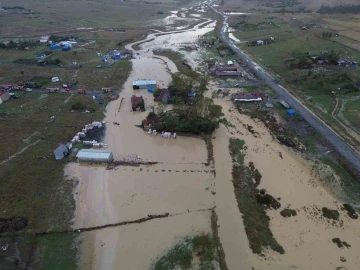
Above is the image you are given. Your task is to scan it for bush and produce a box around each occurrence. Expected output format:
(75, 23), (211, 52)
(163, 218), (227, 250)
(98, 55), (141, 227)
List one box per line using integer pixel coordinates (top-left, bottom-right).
(153, 88), (161, 98)
(71, 101), (86, 111)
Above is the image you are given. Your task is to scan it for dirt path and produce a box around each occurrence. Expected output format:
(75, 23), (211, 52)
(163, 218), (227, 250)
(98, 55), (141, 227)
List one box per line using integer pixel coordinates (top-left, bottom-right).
(0, 139), (40, 165)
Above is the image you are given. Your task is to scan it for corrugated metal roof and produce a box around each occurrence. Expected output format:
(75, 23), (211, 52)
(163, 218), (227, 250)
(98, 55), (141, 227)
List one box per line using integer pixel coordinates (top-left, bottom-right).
(76, 149), (113, 161)
(133, 80), (156, 86)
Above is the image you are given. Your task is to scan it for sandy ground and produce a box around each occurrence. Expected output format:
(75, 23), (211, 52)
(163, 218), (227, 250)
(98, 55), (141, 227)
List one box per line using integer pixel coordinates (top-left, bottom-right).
(63, 4), (360, 270)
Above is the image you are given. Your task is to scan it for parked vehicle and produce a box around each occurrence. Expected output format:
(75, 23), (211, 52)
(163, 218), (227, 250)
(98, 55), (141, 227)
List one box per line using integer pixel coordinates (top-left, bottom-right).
(77, 89), (87, 94)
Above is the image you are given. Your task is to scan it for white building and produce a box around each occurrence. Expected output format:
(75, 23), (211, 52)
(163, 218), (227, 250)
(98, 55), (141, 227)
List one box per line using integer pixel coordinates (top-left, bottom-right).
(133, 80), (157, 90)
(76, 149), (113, 163)
(40, 35), (50, 43)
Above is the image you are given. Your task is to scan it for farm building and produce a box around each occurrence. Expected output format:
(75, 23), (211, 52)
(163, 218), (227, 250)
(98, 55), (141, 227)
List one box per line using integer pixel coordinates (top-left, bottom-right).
(232, 90), (264, 102)
(0, 91), (10, 104)
(143, 117), (163, 131)
(133, 80), (157, 90)
(76, 149), (113, 163)
(131, 95), (145, 111)
(212, 62), (241, 77)
(154, 88), (170, 103)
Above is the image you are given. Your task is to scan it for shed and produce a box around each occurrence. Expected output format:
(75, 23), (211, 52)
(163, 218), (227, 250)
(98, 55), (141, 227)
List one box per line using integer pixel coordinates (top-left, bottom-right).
(287, 109), (295, 116)
(76, 149), (113, 163)
(133, 80), (157, 90)
(187, 91), (196, 98)
(50, 44), (60, 50)
(54, 144), (69, 160)
(257, 40), (264, 45)
(154, 88), (170, 103)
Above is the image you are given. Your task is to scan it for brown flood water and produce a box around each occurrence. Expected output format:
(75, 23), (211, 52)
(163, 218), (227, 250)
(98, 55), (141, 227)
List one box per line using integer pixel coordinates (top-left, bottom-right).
(209, 92), (360, 270)
(64, 13), (360, 270)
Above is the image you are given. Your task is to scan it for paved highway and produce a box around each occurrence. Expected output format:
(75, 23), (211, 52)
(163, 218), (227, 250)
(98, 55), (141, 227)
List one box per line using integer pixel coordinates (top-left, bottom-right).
(209, 4), (360, 175)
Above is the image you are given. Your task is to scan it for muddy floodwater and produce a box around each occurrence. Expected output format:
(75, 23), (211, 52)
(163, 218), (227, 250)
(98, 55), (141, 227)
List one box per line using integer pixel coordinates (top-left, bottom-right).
(65, 5), (360, 270)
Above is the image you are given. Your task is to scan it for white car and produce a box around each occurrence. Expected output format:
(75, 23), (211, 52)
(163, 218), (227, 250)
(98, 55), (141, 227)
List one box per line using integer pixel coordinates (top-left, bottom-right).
(234, 83), (239, 87)
(26, 88), (32, 92)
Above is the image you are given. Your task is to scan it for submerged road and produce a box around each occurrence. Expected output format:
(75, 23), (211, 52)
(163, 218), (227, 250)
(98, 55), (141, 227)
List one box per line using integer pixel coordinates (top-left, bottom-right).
(209, 4), (360, 175)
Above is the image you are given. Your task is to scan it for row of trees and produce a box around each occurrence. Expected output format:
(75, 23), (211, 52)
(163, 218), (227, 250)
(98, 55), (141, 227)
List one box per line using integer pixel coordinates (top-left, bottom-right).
(147, 72), (223, 134)
(318, 5), (360, 14)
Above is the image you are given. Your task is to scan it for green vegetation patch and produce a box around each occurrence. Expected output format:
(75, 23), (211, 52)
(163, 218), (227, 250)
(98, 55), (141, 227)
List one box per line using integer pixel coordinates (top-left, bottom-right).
(0, 93), (104, 232)
(154, 49), (199, 81)
(152, 234), (218, 270)
(37, 233), (79, 270)
(28, 76), (52, 87)
(229, 138), (284, 255)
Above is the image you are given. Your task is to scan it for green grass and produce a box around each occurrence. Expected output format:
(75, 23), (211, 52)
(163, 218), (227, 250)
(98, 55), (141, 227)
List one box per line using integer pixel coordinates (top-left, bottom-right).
(229, 138), (284, 255)
(343, 98), (360, 131)
(0, 93), (104, 232)
(154, 49), (200, 80)
(37, 233), (79, 270)
(152, 234), (217, 270)
(219, 118), (235, 128)
(321, 158), (360, 204)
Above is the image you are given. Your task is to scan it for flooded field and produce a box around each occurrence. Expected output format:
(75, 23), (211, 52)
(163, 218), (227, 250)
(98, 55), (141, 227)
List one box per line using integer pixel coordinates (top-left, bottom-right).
(64, 3), (360, 270)
(208, 94), (360, 269)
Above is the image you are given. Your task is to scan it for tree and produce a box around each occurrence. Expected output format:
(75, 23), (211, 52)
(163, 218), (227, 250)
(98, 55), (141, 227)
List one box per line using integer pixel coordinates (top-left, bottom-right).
(163, 113), (180, 132)
(168, 72), (193, 99)
(153, 88), (161, 98)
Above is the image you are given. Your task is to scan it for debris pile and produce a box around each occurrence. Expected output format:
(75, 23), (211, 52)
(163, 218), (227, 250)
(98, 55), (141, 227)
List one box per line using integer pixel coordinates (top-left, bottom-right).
(71, 121), (105, 144)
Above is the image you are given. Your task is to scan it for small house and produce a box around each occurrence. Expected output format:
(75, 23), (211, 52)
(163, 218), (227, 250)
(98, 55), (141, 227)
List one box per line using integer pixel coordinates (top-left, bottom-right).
(54, 144), (70, 160)
(154, 88), (170, 103)
(143, 117), (163, 131)
(133, 80), (157, 90)
(257, 40), (264, 46)
(131, 95), (144, 111)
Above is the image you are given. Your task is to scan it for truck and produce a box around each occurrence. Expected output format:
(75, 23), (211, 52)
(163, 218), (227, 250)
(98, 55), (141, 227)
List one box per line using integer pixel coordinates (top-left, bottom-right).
(102, 88), (112, 93)
(47, 88), (60, 93)
(77, 89), (87, 94)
